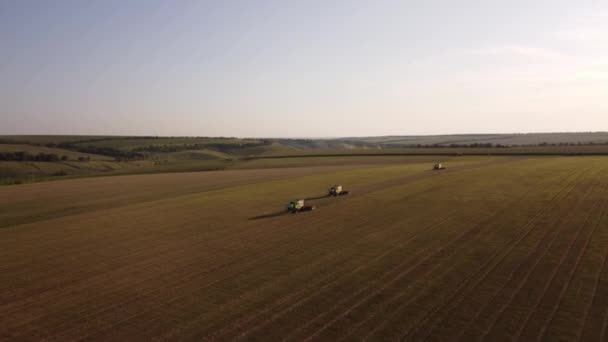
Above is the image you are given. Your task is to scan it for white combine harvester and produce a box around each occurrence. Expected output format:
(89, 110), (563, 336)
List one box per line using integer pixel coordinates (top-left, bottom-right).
(287, 199), (315, 214)
(328, 185), (350, 196)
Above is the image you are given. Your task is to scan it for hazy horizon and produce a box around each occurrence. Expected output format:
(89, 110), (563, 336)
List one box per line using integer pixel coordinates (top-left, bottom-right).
(2, 1), (607, 137)
(4, 131), (608, 141)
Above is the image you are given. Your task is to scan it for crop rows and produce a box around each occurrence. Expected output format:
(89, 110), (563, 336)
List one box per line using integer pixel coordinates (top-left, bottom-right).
(1, 157), (607, 340)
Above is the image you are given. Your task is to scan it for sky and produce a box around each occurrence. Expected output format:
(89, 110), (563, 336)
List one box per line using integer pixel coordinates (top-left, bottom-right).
(1, 0), (607, 137)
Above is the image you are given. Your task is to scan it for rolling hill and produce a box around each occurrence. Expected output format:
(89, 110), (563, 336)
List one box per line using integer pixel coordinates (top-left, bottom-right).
(2, 133), (608, 185)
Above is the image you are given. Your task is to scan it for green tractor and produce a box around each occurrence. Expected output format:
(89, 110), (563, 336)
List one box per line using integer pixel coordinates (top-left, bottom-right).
(287, 199), (315, 214)
(329, 185), (350, 196)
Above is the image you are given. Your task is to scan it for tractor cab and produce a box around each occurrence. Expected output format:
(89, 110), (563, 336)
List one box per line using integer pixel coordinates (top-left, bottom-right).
(329, 185), (343, 196)
(287, 199), (305, 213)
(329, 185), (350, 196)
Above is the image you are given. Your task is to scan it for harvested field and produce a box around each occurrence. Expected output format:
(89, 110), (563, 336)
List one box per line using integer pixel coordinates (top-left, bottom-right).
(1, 156), (608, 341)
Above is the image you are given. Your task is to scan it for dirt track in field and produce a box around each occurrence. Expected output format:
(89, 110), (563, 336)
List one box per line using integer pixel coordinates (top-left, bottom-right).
(1, 156), (608, 341)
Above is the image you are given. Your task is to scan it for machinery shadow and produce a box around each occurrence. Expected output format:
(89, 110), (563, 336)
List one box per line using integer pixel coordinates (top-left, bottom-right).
(248, 211), (288, 220)
(249, 194), (328, 220)
(305, 194), (330, 201)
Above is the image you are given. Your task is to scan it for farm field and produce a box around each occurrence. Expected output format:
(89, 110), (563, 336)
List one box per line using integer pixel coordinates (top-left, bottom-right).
(1, 156), (608, 341)
(347, 132), (608, 146)
(3, 134), (608, 186)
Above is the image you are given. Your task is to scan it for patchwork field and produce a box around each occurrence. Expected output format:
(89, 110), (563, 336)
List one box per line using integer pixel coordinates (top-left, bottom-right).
(1, 156), (608, 341)
(3, 134), (608, 186)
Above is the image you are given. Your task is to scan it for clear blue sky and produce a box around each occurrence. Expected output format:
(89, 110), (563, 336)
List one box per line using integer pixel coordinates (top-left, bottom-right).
(1, 0), (606, 137)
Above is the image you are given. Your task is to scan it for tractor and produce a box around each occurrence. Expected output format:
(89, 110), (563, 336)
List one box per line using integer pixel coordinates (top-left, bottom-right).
(287, 199), (315, 213)
(433, 163), (446, 171)
(329, 185), (350, 196)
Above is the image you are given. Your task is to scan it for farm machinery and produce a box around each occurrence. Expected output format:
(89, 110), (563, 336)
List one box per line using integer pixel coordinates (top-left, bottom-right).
(285, 185), (349, 215)
(328, 185), (350, 196)
(287, 199), (315, 213)
(433, 163), (446, 171)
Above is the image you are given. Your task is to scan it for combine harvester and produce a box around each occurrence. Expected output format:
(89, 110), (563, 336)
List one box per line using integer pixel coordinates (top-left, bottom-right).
(328, 185), (350, 196)
(433, 163), (446, 171)
(287, 199), (315, 214)
(285, 185), (349, 215)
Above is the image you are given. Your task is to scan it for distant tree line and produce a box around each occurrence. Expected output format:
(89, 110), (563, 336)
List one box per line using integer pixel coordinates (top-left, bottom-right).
(54, 144), (145, 161)
(23, 142), (143, 161)
(444, 143), (508, 148)
(133, 141), (271, 154)
(402, 143), (510, 148)
(133, 144), (204, 153)
(533, 141), (608, 147)
(0, 152), (69, 162)
(402, 141), (608, 148)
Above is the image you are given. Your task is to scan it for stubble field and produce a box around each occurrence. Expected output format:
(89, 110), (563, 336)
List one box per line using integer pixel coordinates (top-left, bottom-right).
(1, 156), (608, 341)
